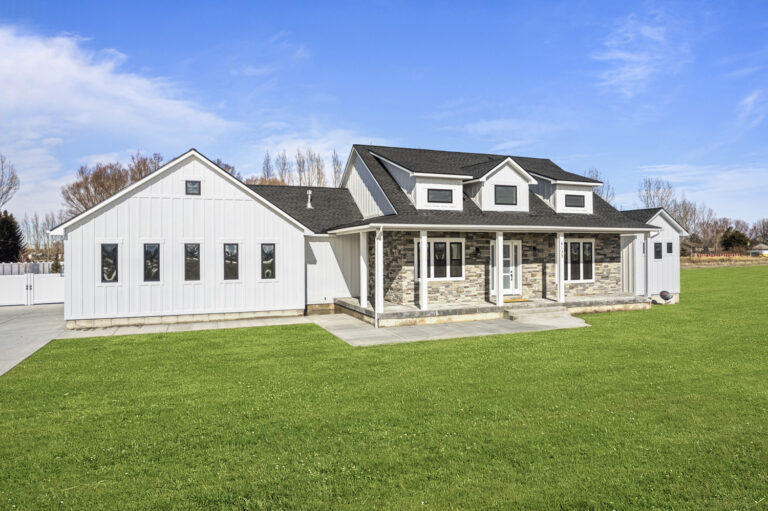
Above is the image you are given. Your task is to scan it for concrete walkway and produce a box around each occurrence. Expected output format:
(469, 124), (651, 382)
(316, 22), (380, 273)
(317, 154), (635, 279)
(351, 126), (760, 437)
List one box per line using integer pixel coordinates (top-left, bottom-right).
(0, 304), (587, 375)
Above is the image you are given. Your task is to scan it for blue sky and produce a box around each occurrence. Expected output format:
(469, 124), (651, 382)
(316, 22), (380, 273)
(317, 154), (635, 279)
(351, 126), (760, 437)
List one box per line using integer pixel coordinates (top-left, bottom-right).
(1, 0), (767, 221)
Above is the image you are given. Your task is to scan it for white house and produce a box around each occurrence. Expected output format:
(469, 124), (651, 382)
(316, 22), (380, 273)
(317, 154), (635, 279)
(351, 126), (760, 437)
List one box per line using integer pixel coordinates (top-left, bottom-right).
(747, 243), (768, 257)
(52, 146), (687, 328)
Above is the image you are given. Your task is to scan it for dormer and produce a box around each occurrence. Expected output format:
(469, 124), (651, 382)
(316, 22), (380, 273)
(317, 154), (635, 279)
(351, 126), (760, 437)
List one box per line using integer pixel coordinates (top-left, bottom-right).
(529, 175), (599, 215)
(463, 157), (538, 213)
(372, 151), (465, 211)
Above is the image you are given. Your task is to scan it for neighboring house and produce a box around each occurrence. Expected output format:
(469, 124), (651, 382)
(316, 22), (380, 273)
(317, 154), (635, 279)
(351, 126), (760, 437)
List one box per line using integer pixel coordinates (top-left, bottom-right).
(51, 146), (677, 328)
(620, 208), (689, 304)
(747, 243), (768, 257)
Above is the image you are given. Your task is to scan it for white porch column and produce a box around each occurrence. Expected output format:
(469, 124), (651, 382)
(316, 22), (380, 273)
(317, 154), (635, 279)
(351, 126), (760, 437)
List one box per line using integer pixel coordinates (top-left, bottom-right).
(375, 228), (384, 316)
(556, 232), (565, 303)
(644, 232), (651, 298)
(419, 230), (428, 311)
(495, 231), (504, 306)
(359, 232), (368, 308)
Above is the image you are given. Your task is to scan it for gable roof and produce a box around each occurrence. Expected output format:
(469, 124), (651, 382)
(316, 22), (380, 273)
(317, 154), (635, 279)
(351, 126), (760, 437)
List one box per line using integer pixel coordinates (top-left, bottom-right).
(247, 185), (363, 234)
(355, 144), (601, 183)
(329, 146), (655, 233)
(622, 207), (689, 236)
(50, 149), (311, 236)
(751, 243), (768, 250)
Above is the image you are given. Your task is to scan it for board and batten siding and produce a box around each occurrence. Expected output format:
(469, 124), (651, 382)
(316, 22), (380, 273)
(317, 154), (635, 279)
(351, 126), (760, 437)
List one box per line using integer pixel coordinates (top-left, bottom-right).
(305, 235), (360, 304)
(63, 156), (306, 321)
(343, 151), (395, 219)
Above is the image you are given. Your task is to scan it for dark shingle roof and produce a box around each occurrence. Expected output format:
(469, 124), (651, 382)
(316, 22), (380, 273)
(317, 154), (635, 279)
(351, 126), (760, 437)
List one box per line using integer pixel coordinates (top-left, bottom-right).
(355, 144), (600, 183)
(621, 208), (663, 224)
(247, 185), (363, 233)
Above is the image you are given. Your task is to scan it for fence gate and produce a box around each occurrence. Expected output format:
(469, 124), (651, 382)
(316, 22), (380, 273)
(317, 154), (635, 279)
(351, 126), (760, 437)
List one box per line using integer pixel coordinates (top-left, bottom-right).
(0, 274), (64, 306)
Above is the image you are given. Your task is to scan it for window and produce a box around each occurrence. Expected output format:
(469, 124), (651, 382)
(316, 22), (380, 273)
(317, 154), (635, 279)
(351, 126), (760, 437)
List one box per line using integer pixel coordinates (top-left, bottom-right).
(186, 180), (201, 195)
(654, 242), (663, 260)
(101, 244), (118, 283)
(564, 240), (594, 282)
(667, 242), (673, 254)
(261, 243), (275, 279)
(224, 243), (239, 280)
(415, 238), (464, 280)
(427, 189), (453, 203)
(143, 244), (160, 282)
(185, 243), (200, 281)
(565, 194), (585, 208)
(494, 185), (517, 205)
(450, 242), (462, 278)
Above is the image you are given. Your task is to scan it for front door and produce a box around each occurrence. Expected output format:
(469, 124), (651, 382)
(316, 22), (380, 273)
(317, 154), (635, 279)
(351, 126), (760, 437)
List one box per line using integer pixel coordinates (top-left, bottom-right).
(490, 240), (521, 298)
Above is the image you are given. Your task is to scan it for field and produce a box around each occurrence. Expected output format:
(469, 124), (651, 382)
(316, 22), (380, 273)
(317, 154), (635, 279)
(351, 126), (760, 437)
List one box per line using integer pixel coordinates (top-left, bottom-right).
(1, 266), (767, 509)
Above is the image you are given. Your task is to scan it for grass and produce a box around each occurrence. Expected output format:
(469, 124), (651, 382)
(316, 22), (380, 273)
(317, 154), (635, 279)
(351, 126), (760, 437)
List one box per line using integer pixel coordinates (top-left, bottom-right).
(1, 267), (768, 509)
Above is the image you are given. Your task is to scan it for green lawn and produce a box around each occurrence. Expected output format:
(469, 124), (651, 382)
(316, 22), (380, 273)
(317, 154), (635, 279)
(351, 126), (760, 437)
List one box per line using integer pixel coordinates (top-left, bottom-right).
(1, 267), (767, 509)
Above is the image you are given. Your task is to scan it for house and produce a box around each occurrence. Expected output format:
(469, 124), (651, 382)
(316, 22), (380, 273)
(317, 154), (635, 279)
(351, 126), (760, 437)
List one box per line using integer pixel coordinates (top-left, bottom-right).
(620, 208), (689, 304)
(51, 145), (681, 329)
(747, 243), (768, 257)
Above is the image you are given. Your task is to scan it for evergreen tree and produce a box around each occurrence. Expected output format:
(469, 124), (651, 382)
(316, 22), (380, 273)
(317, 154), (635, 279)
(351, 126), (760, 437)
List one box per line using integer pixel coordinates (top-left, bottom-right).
(0, 210), (25, 262)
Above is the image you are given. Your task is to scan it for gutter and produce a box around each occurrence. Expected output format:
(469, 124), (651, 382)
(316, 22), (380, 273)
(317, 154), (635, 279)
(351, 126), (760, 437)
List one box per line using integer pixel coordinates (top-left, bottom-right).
(328, 223), (660, 235)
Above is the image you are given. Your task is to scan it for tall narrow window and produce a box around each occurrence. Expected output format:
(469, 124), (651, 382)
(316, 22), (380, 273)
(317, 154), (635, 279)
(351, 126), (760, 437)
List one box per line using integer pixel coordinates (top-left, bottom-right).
(433, 242), (447, 278)
(143, 244), (160, 282)
(450, 242), (462, 278)
(494, 185), (517, 205)
(186, 180), (201, 195)
(582, 242), (593, 280)
(101, 244), (118, 283)
(654, 242), (663, 260)
(569, 242), (581, 280)
(185, 243), (200, 281)
(565, 194), (585, 208)
(224, 243), (239, 280)
(261, 243), (275, 279)
(667, 242), (673, 254)
(427, 189), (453, 203)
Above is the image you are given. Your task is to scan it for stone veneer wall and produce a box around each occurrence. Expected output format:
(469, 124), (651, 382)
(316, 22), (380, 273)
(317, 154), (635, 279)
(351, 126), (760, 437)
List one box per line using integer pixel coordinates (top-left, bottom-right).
(365, 231), (622, 308)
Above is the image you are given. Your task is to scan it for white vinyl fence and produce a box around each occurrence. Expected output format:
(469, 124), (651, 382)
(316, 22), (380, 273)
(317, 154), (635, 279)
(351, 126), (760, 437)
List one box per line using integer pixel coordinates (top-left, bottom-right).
(0, 261), (59, 275)
(0, 273), (65, 306)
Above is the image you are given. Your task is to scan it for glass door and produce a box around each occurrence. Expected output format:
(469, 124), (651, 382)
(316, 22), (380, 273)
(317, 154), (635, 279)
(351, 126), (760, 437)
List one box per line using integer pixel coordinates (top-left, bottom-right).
(491, 240), (521, 298)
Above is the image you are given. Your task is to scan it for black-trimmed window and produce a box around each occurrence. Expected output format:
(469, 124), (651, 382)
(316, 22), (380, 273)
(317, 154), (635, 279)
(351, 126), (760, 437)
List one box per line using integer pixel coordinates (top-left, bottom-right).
(261, 243), (275, 279)
(185, 243), (200, 281)
(494, 185), (517, 205)
(449, 242), (462, 278)
(416, 239), (464, 280)
(143, 244), (160, 282)
(433, 242), (447, 278)
(667, 242), (673, 254)
(101, 244), (118, 283)
(565, 194), (585, 208)
(427, 189), (453, 203)
(224, 244), (239, 280)
(654, 242), (663, 260)
(186, 180), (201, 195)
(564, 240), (594, 282)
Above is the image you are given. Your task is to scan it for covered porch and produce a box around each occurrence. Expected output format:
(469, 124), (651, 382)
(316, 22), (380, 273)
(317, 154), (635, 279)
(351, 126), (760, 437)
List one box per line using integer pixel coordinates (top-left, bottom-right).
(345, 227), (651, 327)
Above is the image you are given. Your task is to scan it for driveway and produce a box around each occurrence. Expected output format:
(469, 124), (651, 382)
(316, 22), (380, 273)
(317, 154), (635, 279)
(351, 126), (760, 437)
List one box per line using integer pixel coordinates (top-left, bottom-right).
(0, 305), (586, 376)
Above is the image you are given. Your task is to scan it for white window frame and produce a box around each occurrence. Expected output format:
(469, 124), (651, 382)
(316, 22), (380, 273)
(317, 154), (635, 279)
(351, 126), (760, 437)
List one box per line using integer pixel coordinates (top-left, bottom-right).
(564, 238), (595, 283)
(412, 237), (465, 281)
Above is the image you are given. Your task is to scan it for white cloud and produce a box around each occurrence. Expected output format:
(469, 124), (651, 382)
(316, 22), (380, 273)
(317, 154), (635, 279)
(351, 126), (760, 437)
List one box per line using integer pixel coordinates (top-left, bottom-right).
(0, 26), (236, 218)
(231, 65), (274, 77)
(592, 11), (690, 97)
(737, 89), (766, 128)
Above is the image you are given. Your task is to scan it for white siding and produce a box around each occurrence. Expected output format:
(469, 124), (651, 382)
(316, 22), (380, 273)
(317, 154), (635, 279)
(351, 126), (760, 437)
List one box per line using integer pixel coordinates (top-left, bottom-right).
(553, 184), (594, 214)
(414, 177), (463, 211)
(381, 160), (416, 204)
(343, 151), (395, 218)
(305, 235), (360, 304)
(63, 156), (306, 321)
(478, 162), (531, 212)
(645, 214), (681, 294)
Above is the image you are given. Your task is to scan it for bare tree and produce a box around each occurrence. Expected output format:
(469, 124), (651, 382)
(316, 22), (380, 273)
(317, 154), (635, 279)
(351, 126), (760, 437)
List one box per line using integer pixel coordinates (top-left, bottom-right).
(750, 218), (768, 244)
(128, 151), (164, 182)
(585, 168), (615, 205)
(295, 149), (307, 186)
(331, 150), (343, 187)
(61, 163), (129, 216)
(731, 219), (750, 235)
(276, 150), (291, 185)
(0, 154), (20, 209)
(262, 151), (274, 180)
(638, 177), (676, 210)
(310, 150), (327, 186)
(213, 159), (241, 180)
(305, 149), (317, 185)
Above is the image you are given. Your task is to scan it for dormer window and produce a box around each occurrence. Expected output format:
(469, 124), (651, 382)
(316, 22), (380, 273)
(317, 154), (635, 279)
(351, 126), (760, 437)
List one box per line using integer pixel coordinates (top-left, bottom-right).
(427, 189), (453, 204)
(494, 185), (517, 206)
(186, 180), (201, 195)
(565, 194), (585, 208)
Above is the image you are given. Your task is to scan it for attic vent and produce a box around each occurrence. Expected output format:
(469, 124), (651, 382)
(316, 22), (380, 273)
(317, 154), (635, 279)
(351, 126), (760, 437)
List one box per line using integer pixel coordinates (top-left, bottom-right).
(306, 189), (313, 209)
